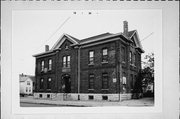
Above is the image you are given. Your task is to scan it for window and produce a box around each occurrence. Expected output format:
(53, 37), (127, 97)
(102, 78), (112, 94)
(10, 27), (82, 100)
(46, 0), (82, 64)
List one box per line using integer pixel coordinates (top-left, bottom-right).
(130, 74), (134, 90)
(129, 51), (133, 64)
(88, 95), (94, 100)
(102, 73), (108, 89)
(134, 53), (136, 66)
(63, 56), (66, 67)
(102, 48), (108, 62)
(121, 47), (125, 62)
(89, 74), (94, 89)
(40, 78), (44, 89)
(89, 51), (94, 65)
(67, 56), (70, 68)
(41, 61), (44, 71)
(63, 56), (70, 68)
(47, 94), (50, 98)
(27, 81), (30, 85)
(122, 72), (126, 84)
(102, 95), (108, 100)
(29, 87), (31, 92)
(47, 78), (51, 89)
(26, 87), (28, 92)
(65, 45), (69, 49)
(48, 59), (52, 70)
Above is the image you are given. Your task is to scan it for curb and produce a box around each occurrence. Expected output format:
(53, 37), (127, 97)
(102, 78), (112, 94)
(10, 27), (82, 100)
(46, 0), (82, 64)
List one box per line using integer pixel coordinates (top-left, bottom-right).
(20, 101), (89, 107)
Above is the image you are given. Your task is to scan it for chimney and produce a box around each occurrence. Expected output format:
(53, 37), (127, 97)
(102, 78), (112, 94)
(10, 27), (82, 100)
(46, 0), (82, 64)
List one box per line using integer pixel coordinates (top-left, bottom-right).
(123, 21), (128, 36)
(45, 45), (49, 52)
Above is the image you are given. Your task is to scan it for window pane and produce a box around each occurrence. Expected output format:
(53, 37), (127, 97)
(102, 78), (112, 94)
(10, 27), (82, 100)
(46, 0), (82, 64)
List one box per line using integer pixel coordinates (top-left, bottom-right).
(63, 56), (66, 67)
(41, 61), (44, 71)
(67, 56), (70, 61)
(121, 47), (125, 62)
(40, 78), (44, 89)
(47, 78), (51, 89)
(89, 51), (94, 57)
(49, 59), (52, 70)
(89, 74), (94, 89)
(103, 49), (108, 55)
(102, 73), (108, 89)
(63, 56), (66, 62)
(89, 51), (94, 64)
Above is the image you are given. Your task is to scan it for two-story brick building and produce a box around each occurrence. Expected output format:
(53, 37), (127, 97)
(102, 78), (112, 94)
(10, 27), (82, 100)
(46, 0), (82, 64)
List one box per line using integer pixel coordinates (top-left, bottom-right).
(33, 21), (144, 101)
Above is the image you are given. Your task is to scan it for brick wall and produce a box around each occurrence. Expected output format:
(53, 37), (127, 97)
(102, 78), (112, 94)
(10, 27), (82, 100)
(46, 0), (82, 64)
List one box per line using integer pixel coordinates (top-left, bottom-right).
(34, 36), (142, 95)
(80, 41), (118, 94)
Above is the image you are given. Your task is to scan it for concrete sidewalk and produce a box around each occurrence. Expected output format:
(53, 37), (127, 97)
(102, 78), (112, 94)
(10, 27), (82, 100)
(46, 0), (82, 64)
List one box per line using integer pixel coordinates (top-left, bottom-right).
(20, 96), (154, 107)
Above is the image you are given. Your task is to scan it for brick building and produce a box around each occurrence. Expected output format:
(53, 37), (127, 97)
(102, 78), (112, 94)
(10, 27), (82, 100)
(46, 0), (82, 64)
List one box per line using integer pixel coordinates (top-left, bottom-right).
(33, 21), (144, 101)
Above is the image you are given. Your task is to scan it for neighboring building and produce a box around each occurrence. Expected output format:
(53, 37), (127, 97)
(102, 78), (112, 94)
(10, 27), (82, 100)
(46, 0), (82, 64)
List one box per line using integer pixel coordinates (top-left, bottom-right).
(19, 74), (35, 96)
(33, 21), (144, 101)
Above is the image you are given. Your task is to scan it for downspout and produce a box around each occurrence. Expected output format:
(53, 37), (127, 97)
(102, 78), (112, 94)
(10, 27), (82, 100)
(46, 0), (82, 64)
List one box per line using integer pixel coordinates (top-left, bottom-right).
(77, 46), (81, 100)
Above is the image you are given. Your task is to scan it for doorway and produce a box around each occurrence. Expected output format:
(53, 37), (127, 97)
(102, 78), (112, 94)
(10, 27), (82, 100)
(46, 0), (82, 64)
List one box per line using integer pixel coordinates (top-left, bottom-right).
(62, 75), (71, 93)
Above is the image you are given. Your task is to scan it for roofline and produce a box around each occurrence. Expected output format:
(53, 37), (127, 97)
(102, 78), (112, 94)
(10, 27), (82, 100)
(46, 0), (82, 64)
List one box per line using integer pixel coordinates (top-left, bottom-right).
(32, 50), (55, 57)
(80, 33), (122, 45)
(70, 33), (132, 47)
(129, 30), (137, 38)
(51, 33), (79, 50)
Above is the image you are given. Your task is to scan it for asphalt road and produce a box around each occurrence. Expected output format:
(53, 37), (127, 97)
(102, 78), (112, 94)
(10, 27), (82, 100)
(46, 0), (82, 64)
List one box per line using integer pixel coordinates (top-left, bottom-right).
(20, 102), (62, 107)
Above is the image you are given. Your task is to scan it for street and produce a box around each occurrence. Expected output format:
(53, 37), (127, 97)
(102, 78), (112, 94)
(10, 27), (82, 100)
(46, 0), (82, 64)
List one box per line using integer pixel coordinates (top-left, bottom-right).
(20, 102), (61, 107)
(20, 96), (154, 107)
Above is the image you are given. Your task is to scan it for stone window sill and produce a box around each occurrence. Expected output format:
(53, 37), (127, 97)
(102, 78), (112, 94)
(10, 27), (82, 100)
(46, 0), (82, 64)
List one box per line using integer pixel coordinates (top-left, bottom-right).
(122, 61), (126, 64)
(101, 61), (108, 64)
(101, 89), (109, 90)
(88, 89), (94, 90)
(88, 63), (94, 66)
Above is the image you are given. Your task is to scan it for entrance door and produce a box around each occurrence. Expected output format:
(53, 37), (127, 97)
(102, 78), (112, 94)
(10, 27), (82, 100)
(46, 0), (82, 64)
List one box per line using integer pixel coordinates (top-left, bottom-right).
(63, 75), (71, 93)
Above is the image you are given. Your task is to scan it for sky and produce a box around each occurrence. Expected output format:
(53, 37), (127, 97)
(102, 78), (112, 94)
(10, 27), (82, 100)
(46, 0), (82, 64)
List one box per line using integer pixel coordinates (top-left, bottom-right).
(12, 10), (161, 75)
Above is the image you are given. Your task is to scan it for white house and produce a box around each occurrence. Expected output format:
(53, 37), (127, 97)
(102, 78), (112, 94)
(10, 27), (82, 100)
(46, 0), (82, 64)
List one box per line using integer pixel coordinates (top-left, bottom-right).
(19, 74), (34, 96)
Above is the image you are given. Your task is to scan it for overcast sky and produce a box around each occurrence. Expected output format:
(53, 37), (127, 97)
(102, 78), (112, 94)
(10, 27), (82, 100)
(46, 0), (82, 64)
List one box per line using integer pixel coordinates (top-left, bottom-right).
(12, 10), (161, 75)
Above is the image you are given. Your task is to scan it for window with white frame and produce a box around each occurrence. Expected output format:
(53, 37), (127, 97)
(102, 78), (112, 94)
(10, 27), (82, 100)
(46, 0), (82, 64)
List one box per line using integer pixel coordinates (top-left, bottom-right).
(63, 56), (71, 68)
(48, 59), (52, 70)
(129, 51), (133, 64)
(41, 60), (44, 71)
(89, 51), (94, 65)
(26, 87), (28, 92)
(102, 48), (108, 62)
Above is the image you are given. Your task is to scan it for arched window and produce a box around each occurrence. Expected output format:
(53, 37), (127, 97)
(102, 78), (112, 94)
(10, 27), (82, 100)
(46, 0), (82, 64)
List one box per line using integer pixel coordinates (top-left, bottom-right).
(47, 78), (52, 89)
(40, 78), (44, 89)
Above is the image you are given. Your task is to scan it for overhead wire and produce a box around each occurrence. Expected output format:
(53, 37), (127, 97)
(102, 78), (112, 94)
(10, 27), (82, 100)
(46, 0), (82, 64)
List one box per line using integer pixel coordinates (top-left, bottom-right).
(33, 17), (71, 52)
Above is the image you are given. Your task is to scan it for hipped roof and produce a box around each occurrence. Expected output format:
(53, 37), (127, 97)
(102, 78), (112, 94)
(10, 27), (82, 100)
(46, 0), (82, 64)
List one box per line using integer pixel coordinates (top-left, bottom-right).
(33, 30), (144, 57)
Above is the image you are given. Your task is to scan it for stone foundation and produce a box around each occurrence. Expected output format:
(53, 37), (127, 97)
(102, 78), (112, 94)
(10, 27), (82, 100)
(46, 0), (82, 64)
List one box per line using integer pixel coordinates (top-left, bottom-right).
(33, 93), (132, 101)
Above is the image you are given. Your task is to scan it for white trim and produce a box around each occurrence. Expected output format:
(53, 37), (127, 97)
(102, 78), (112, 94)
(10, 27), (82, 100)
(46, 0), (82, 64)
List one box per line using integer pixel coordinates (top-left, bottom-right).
(51, 33), (79, 50)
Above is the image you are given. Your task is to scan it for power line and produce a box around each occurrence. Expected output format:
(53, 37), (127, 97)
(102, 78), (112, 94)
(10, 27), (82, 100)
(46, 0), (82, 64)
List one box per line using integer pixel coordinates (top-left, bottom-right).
(140, 32), (154, 42)
(34, 17), (71, 52)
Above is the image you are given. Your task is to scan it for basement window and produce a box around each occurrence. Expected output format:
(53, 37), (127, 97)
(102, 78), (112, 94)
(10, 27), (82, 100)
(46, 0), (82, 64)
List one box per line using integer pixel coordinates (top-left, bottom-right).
(47, 94), (50, 98)
(102, 96), (108, 100)
(88, 95), (94, 100)
(39, 94), (42, 98)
